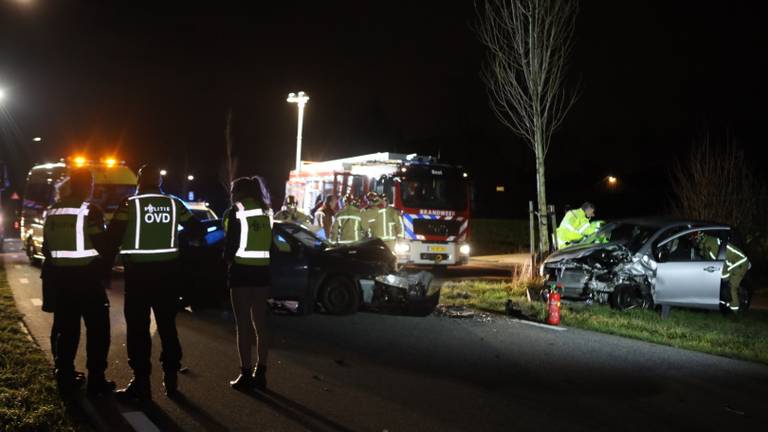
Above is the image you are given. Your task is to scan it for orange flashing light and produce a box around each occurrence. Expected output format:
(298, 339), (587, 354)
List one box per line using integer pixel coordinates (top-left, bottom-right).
(105, 158), (117, 167)
(73, 156), (87, 167)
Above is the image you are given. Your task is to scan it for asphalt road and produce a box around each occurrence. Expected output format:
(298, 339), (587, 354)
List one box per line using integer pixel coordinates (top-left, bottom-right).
(3, 240), (768, 432)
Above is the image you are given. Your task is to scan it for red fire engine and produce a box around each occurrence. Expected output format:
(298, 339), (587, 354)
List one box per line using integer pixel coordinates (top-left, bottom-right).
(286, 152), (472, 266)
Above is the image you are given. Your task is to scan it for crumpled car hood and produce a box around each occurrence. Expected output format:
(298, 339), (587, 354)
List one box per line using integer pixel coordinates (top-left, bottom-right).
(544, 241), (625, 264)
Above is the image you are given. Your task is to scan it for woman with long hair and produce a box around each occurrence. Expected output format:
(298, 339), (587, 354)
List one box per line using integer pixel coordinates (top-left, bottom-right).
(224, 176), (273, 390)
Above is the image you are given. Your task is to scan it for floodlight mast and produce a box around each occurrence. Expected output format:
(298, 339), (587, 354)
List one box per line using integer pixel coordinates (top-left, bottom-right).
(287, 91), (310, 172)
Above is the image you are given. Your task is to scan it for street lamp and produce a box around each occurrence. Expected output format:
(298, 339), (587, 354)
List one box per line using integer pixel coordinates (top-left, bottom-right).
(32, 137), (42, 142)
(286, 91), (309, 172)
(607, 176), (618, 185)
(187, 174), (194, 181)
(160, 169), (167, 176)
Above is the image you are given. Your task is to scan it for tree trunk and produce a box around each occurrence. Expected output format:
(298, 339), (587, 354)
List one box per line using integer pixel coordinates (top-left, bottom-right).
(534, 130), (550, 253)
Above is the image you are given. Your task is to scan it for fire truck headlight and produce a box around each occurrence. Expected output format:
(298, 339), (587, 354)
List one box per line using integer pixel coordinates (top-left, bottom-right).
(459, 244), (471, 255)
(394, 242), (410, 255)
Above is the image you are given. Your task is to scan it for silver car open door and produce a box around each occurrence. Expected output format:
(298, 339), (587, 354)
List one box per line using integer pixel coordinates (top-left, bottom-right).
(652, 227), (729, 310)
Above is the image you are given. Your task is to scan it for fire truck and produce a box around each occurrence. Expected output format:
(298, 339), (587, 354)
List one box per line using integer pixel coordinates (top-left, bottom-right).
(286, 152), (472, 266)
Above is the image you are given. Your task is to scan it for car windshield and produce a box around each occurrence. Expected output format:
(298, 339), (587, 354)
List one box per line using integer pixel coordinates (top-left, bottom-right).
(401, 176), (467, 210)
(91, 184), (136, 213)
(280, 223), (330, 249)
(578, 222), (658, 253)
(191, 209), (216, 221)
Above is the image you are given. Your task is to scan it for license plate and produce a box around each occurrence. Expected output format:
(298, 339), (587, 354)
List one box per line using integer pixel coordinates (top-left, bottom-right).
(428, 245), (447, 252)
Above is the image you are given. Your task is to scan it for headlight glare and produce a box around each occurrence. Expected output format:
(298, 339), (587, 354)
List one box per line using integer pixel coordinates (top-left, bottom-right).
(459, 244), (471, 255)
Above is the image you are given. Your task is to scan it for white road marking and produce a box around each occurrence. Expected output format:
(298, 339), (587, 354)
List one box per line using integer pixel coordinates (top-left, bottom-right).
(509, 318), (567, 331)
(122, 412), (162, 432)
(30, 298), (43, 306)
(19, 278), (29, 284)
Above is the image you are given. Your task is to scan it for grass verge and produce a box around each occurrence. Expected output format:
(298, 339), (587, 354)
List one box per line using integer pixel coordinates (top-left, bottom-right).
(440, 279), (768, 365)
(0, 264), (79, 432)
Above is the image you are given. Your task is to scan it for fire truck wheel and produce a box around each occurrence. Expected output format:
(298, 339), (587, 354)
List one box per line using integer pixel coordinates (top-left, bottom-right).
(320, 276), (360, 315)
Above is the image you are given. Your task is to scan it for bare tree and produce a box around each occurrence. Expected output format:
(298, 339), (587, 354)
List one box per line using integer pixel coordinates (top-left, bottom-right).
(670, 137), (763, 237)
(476, 0), (579, 253)
(220, 108), (238, 202)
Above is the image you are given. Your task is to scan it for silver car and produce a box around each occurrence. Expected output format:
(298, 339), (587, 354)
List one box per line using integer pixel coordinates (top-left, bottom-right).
(542, 219), (751, 312)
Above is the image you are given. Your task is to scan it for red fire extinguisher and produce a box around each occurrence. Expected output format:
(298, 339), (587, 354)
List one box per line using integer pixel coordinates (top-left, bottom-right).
(547, 283), (562, 326)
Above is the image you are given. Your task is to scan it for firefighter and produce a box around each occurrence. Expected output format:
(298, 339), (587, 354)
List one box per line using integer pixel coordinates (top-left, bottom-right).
(331, 194), (364, 244)
(225, 177), (273, 390)
(361, 191), (380, 235)
(368, 193), (404, 251)
(694, 233), (751, 313)
(107, 164), (204, 400)
(313, 195), (337, 239)
(274, 195), (311, 224)
(42, 167), (115, 397)
(556, 202), (597, 249)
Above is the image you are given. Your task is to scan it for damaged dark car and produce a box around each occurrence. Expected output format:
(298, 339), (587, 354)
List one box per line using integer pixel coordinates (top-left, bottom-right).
(541, 219), (752, 312)
(269, 222), (438, 316)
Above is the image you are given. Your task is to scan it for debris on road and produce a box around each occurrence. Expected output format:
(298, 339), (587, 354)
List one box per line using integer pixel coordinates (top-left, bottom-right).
(434, 304), (475, 318)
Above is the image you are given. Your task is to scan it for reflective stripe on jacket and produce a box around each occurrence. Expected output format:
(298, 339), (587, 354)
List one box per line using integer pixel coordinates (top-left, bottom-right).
(44, 201), (98, 266)
(118, 193), (189, 262)
(331, 206), (363, 244)
(231, 199), (272, 266)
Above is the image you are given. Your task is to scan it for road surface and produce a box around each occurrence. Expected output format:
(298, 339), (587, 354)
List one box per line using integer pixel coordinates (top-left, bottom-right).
(3, 240), (767, 431)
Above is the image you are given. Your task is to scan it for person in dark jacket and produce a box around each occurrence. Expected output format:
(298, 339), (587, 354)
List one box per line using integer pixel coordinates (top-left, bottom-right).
(223, 176), (273, 390)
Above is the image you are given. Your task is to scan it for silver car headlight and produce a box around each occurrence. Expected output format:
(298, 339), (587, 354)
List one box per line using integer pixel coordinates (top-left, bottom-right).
(375, 274), (411, 290)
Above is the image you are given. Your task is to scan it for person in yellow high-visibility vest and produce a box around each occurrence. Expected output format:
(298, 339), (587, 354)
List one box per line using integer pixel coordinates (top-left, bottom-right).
(365, 193), (404, 251)
(556, 202), (597, 249)
(42, 168), (115, 397)
(331, 194), (364, 244)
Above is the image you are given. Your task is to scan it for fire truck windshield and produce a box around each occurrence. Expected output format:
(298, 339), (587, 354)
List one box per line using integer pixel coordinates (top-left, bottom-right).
(401, 176), (467, 211)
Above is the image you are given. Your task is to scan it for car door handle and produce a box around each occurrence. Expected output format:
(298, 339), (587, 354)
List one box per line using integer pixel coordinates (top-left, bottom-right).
(703, 266), (719, 273)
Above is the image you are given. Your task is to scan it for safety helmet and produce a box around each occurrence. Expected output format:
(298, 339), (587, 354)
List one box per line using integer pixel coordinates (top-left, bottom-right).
(343, 193), (358, 207)
(365, 191), (380, 206)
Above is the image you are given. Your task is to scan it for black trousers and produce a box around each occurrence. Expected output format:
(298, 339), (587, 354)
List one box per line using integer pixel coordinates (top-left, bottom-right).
(52, 278), (110, 376)
(124, 261), (183, 376)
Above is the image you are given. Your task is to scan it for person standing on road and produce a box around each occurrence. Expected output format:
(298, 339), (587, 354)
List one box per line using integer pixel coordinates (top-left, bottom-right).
(274, 195), (311, 225)
(224, 176), (273, 391)
(41, 167), (115, 397)
(107, 164), (204, 400)
(331, 194), (364, 244)
(556, 202), (598, 249)
(314, 195), (337, 240)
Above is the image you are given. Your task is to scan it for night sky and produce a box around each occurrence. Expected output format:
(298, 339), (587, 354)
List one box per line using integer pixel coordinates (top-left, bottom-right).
(1, 1), (765, 218)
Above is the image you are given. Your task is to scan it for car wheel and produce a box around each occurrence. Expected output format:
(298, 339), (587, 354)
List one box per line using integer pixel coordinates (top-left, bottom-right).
(609, 284), (648, 311)
(26, 238), (42, 267)
(320, 276), (360, 315)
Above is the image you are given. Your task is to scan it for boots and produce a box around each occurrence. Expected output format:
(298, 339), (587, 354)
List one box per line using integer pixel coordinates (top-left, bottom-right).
(87, 373), (116, 397)
(115, 375), (152, 401)
(230, 367), (254, 391)
(253, 365), (267, 390)
(55, 369), (85, 397)
(163, 371), (178, 397)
